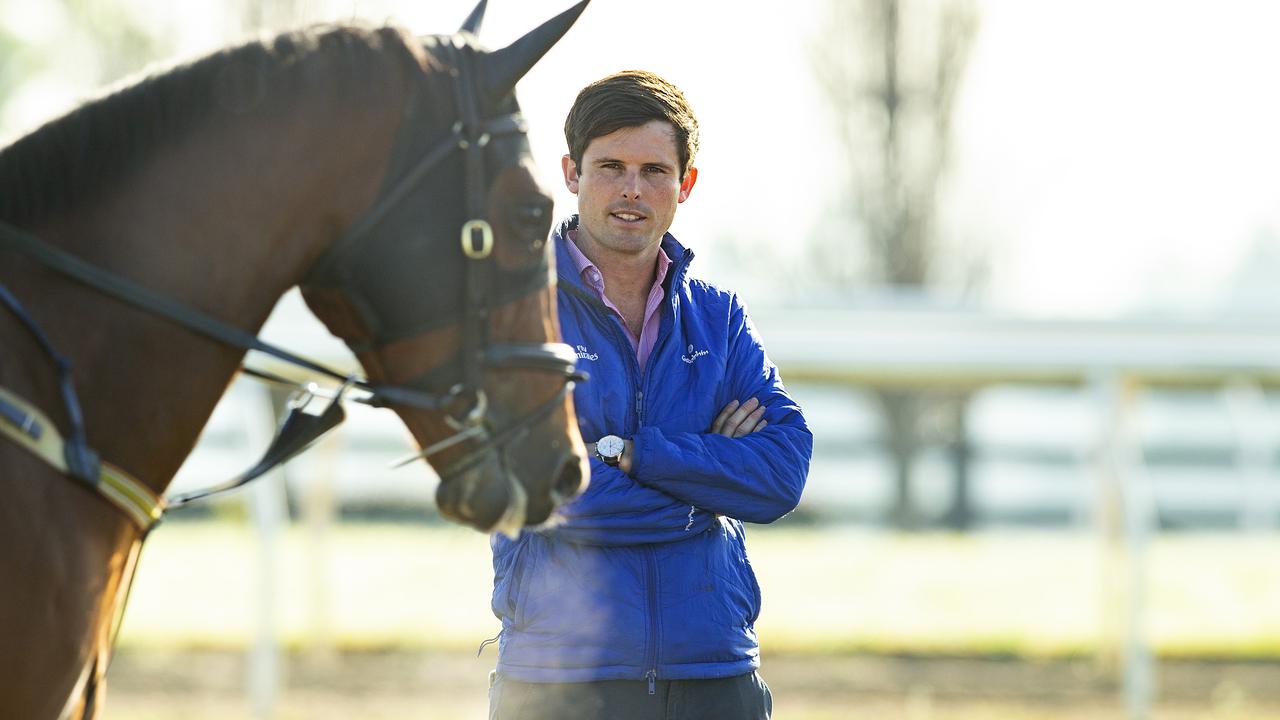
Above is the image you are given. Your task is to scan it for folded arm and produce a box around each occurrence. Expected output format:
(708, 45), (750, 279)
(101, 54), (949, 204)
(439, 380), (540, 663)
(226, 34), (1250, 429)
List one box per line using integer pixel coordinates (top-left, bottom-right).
(629, 300), (812, 524)
(542, 458), (715, 546)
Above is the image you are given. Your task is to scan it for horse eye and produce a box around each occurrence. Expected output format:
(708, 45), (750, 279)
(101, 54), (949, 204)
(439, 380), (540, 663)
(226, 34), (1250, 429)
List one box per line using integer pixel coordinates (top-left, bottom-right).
(508, 200), (553, 248)
(516, 204), (547, 222)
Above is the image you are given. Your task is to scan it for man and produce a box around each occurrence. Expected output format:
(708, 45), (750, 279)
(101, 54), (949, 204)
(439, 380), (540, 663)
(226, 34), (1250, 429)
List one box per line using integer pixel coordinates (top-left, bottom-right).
(487, 70), (812, 720)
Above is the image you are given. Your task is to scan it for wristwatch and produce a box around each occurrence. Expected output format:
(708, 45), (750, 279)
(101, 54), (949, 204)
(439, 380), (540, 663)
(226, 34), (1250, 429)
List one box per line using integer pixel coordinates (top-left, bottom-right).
(595, 435), (625, 466)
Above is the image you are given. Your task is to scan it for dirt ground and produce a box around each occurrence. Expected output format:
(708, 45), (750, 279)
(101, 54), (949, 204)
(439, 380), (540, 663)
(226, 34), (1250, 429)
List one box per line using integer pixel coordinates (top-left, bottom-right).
(103, 649), (1280, 720)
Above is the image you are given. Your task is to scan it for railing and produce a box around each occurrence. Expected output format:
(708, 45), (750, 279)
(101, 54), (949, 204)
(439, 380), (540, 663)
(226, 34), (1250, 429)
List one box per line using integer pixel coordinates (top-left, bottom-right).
(186, 296), (1280, 720)
(751, 306), (1280, 720)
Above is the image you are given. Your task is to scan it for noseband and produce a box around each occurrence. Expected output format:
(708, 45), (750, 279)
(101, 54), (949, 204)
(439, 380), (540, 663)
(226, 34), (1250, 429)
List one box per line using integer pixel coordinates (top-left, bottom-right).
(0, 46), (582, 528)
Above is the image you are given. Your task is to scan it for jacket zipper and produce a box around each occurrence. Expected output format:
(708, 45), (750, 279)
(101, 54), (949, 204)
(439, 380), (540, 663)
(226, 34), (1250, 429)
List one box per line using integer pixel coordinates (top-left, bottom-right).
(633, 247), (691, 429)
(643, 546), (660, 694)
(634, 249), (691, 694)
(559, 240), (694, 695)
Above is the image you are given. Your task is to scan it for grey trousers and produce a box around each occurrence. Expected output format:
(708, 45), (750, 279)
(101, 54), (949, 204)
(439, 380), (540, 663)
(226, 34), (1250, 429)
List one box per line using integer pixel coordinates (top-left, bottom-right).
(488, 671), (772, 720)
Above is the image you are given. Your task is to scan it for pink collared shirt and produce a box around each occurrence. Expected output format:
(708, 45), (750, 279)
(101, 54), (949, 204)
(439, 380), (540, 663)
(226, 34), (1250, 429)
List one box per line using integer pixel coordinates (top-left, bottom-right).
(565, 230), (670, 372)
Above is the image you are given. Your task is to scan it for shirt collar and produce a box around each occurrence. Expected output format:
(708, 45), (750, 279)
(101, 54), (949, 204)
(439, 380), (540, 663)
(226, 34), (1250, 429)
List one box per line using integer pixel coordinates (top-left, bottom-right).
(564, 227), (671, 298)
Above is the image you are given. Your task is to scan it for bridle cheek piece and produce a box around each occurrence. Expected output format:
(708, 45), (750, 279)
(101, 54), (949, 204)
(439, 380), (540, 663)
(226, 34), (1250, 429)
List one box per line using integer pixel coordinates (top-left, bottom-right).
(310, 56), (585, 486)
(0, 52), (584, 527)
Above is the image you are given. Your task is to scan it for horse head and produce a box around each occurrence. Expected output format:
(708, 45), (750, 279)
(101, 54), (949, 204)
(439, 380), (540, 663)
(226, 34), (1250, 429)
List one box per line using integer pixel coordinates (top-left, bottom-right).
(301, 1), (591, 535)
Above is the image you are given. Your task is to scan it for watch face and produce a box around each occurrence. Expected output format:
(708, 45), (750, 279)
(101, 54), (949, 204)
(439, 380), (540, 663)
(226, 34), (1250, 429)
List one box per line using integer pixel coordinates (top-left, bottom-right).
(597, 435), (624, 458)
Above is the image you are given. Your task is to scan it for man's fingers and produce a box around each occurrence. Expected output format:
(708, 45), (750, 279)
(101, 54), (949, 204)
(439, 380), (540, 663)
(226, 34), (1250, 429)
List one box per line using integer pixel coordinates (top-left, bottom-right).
(733, 404), (767, 438)
(722, 397), (760, 436)
(711, 399), (739, 435)
(712, 398), (770, 438)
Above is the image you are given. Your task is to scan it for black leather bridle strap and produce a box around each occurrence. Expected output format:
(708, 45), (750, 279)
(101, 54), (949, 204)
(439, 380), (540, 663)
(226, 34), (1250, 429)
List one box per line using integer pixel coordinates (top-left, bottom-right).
(0, 56), (582, 517)
(0, 276), (99, 486)
(435, 377), (573, 481)
(458, 57), (496, 399)
(0, 218), (453, 413)
(391, 367), (577, 476)
(165, 379), (352, 508)
(341, 125), (464, 245)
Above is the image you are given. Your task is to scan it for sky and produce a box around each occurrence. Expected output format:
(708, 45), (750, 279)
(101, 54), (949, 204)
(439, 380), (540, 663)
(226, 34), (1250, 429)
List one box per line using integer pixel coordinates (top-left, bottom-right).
(2, 0), (1278, 320)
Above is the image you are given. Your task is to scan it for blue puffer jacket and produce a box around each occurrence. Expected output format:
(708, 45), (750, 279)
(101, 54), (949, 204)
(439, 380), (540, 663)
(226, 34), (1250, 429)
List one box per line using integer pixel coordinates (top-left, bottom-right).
(489, 216), (812, 684)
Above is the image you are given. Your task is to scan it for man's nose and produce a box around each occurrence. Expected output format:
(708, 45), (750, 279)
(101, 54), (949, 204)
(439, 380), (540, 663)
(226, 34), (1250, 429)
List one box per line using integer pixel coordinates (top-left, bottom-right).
(620, 171), (641, 200)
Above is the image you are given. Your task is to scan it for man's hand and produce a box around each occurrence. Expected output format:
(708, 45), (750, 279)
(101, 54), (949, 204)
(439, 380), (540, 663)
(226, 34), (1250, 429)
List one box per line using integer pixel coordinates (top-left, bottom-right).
(710, 397), (767, 438)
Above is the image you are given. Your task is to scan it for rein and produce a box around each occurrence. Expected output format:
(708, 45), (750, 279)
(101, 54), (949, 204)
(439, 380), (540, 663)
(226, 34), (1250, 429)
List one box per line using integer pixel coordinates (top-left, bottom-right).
(0, 214), (580, 523)
(0, 54), (583, 532)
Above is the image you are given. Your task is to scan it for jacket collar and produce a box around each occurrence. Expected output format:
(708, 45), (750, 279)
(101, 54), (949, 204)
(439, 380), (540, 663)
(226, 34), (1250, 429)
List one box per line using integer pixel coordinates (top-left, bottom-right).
(552, 215), (691, 292)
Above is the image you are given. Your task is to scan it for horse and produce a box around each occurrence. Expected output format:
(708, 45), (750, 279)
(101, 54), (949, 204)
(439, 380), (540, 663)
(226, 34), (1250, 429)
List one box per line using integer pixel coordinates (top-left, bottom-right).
(0, 2), (592, 717)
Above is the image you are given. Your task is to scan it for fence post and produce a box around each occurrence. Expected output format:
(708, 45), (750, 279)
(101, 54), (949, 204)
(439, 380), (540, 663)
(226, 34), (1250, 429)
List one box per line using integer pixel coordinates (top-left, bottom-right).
(245, 383), (289, 720)
(1091, 370), (1154, 720)
(1223, 377), (1277, 532)
(303, 420), (339, 663)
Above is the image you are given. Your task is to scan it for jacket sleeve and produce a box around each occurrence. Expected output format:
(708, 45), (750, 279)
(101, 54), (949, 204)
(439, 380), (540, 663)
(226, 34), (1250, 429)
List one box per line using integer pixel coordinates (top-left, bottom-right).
(541, 458), (717, 546)
(629, 298), (812, 524)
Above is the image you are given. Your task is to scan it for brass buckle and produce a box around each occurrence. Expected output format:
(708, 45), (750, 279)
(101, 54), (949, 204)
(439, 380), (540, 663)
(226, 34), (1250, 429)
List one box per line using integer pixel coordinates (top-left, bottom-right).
(460, 219), (494, 259)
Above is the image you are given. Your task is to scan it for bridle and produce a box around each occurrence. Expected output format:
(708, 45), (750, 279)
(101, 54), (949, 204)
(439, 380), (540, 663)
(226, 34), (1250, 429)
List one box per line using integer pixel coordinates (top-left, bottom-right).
(0, 18), (592, 720)
(296, 41), (587, 486)
(0, 40), (584, 530)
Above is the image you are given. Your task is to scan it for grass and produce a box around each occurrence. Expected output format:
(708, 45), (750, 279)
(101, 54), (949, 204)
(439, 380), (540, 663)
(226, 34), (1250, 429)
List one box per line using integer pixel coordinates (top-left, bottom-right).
(116, 520), (1280, 660)
(105, 522), (1280, 719)
(752, 528), (1280, 659)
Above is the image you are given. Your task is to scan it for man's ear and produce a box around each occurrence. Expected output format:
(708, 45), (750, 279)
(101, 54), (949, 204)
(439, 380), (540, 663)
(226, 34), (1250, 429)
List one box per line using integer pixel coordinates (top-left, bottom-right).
(561, 154), (580, 194)
(677, 166), (698, 203)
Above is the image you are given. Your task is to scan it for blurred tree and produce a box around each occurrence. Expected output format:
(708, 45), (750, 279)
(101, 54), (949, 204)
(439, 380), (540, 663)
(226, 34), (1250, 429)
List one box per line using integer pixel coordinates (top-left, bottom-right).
(0, 11), (53, 135)
(62, 0), (173, 85)
(0, 21), (30, 103)
(811, 0), (981, 529)
(0, 0), (172, 140)
(0, 0), (337, 142)
(238, 0), (314, 35)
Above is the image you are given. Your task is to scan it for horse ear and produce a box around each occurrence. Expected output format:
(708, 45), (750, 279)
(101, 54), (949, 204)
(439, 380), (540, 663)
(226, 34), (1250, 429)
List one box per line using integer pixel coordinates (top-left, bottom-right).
(460, 0), (487, 35)
(479, 0), (590, 105)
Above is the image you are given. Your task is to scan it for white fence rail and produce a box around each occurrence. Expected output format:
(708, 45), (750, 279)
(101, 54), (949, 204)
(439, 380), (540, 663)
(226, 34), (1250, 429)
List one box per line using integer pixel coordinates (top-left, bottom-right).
(750, 307), (1280, 720)
(177, 296), (1280, 720)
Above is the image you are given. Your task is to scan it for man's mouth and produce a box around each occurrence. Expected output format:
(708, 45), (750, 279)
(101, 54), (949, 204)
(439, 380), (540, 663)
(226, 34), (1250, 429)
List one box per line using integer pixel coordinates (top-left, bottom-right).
(610, 210), (646, 223)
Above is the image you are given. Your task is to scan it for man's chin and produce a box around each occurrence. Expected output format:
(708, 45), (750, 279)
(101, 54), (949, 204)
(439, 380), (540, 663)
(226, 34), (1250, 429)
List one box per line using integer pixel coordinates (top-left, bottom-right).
(600, 230), (662, 253)
(576, 220), (664, 257)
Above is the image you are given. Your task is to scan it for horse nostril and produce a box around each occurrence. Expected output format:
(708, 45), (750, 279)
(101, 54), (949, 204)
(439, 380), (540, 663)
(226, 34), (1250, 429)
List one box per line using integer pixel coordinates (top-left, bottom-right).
(435, 480), (469, 521)
(437, 470), (513, 532)
(553, 456), (583, 499)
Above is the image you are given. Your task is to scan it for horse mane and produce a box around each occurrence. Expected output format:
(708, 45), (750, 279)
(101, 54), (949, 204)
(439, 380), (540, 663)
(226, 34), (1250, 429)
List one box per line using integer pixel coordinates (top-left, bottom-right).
(0, 23), (433, 227)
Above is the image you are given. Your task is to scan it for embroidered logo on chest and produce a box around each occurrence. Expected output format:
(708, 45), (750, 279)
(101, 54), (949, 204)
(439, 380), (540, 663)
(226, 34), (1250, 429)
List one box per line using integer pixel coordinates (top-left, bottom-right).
(681, 344), (710, 364)
(575, 344), (599, 361)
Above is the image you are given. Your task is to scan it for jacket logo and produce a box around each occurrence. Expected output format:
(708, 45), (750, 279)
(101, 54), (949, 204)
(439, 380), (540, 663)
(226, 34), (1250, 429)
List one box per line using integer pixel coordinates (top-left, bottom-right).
(681, 344), (709, 364)
(575, 344), (599, 362)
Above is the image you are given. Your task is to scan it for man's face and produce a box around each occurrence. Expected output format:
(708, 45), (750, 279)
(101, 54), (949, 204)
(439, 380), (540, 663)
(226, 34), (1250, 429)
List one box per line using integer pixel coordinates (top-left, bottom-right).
(561, 119), (697, 261)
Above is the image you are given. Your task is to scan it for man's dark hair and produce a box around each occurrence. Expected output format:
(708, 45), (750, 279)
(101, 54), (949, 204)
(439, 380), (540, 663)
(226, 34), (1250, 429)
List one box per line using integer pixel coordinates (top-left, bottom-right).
(564, 70), (700, 180)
